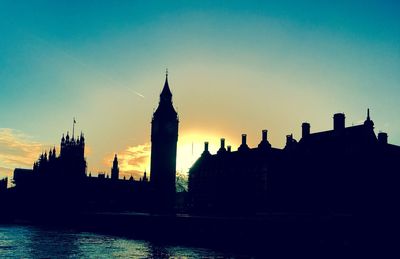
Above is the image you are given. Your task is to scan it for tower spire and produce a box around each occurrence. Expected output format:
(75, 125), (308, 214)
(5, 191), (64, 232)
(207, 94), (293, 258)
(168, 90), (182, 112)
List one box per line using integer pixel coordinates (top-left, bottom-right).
(364, 108), (374, 128)
(160, 69), (172, 102)
(72, 117), (76, 139)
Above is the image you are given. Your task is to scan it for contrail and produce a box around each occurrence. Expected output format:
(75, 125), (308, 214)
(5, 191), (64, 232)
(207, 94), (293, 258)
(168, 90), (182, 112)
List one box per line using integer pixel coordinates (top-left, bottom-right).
(133, 91), (145, 99)
(30, 34), (145, 99)
(123, 86), (145, 98)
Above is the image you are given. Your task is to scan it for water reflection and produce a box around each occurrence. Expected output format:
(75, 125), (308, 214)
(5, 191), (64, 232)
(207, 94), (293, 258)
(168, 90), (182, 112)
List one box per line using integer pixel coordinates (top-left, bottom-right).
(29, 227), (81, 258)
(0, 225), (229, 258)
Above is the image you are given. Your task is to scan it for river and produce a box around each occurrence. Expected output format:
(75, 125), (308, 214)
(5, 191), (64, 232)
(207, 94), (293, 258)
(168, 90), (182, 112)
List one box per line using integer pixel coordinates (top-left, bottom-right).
(0, 225), (248, 258)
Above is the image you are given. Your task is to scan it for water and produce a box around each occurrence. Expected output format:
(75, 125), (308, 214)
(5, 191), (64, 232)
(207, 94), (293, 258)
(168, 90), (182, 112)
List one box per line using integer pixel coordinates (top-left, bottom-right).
(0, 225), (241, 258)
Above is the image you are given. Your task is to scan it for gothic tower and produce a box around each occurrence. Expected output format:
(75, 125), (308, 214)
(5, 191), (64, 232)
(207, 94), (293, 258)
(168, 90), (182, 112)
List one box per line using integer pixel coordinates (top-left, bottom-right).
(150, 71), (179, 211)
(111, 154), (119, 180)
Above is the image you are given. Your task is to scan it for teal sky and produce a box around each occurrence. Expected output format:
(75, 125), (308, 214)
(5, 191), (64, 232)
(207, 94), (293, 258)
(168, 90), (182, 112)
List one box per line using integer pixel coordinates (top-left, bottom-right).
(0, 1), (399, 181)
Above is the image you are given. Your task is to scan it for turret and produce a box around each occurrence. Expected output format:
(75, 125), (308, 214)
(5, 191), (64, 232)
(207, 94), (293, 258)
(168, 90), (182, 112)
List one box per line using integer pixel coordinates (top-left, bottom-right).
(143, 170), (148, 182)
(48, 148), (55, 161)
(285, 134), (297, 150)
(80, 132), (85, 144)
(58, 127), (87, 178)
(60, 134), (65, 155)
(364, 108), (374, 129)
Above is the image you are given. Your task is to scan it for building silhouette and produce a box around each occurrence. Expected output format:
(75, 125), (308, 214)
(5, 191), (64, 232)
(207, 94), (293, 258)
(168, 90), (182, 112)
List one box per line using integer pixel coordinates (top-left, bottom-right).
(111, 154), (119, 180)
(4, 74), (178, 215)
(189, 110), (400, 215)
(2, 70), (399, 220)
(1, 73), (398, 252)
(6, 73), (179, 215)
(150, 71), (179, 211)
(34, 132), (86, 179)
(12, 130), (150, 214)
(0, 178), (7, 192)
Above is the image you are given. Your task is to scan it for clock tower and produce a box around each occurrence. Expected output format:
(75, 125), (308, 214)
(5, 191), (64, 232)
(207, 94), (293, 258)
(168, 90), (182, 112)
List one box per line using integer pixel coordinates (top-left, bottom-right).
(150, 71), (179, 211)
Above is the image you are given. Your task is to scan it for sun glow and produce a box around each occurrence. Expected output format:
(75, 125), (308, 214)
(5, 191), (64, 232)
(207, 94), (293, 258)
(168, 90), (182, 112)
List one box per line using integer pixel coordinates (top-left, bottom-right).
(176, 131), (240, 174)
(104, 131), (239, 179)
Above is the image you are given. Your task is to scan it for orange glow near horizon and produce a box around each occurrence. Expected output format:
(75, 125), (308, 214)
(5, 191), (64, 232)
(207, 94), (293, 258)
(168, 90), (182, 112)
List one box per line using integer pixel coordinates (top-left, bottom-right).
(176, 131), (240, 174)
(1, 2), (400, 185)
(101, 131), (240, 179)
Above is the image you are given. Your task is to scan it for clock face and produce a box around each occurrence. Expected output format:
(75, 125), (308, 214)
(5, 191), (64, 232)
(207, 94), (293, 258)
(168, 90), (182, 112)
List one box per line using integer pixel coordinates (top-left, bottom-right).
(153, 120), (177, 136)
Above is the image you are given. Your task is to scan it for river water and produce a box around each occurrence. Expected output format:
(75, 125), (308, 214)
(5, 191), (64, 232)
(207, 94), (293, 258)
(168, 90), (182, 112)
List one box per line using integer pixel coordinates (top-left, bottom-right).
(0, 225), (245, 258)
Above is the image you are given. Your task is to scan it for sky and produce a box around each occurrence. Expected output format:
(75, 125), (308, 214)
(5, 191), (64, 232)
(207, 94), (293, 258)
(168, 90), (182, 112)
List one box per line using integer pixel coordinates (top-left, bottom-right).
(0, 1), (399, 183)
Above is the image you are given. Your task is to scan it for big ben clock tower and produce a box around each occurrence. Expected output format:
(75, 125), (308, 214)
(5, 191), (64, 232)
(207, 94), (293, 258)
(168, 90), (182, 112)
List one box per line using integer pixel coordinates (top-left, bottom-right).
(150, 70), (179, 211)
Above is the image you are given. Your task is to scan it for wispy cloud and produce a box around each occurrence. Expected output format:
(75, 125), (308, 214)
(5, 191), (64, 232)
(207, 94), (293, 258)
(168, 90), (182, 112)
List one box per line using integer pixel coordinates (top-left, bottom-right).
(104, 143), (150, 180)
(0, 128), (46, 184)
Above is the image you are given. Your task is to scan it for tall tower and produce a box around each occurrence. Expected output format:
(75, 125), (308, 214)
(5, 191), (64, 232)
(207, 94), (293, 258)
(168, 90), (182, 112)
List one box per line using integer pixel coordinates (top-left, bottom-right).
(59, 131), (86, 179)
(111, 154), (119, 180)
(150, 70), (179, 211)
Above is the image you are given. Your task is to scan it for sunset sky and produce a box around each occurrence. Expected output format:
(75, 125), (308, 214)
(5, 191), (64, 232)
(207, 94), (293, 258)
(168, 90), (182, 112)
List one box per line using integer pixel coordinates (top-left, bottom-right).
(0, 1), (399, 183)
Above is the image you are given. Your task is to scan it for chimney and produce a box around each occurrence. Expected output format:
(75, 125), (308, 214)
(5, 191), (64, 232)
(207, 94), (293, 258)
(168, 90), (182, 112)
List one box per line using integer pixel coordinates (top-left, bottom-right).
(227, 145), (232, 152)
(333, 113), (345, 131)
(242, 134), (247, 145)
(202, 141), (210, 156)
(217, 138), (226, 154)
(378, 132), (388, 144)
(286, 134), (293, 144)
(238, 134), (250, 152)
(285, 134), (297, 150)
(262, 130), (267, 141)
(258, 129), (271, 150)
(204, 142), (209, 152)
(302, 122), (310, 138)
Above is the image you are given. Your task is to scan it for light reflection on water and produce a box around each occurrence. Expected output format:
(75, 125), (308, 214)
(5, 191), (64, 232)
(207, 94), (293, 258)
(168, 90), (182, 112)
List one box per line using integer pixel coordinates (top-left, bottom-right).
(0, 225), (232, 258)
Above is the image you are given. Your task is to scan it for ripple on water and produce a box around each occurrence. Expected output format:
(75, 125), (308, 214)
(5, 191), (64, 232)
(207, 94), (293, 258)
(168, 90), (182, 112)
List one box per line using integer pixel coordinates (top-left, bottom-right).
(0, 225), (235, 258)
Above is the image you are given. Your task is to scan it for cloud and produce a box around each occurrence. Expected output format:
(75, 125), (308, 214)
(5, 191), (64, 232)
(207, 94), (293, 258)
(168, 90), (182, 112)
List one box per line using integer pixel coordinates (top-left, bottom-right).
(0, 128), (46, 185)
(104, 143), (151, 180)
